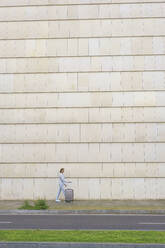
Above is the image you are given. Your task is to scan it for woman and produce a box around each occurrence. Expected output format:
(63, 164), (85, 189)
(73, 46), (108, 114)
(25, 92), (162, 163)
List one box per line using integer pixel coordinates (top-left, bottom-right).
(56, 168), (71, 202)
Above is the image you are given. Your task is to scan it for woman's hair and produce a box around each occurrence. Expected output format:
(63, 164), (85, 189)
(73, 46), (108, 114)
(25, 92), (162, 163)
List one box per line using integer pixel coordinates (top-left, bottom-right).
(60, 168), (64, 173)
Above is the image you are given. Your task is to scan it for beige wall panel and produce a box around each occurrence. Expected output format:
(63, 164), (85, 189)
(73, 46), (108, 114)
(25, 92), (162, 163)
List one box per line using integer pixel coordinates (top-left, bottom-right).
(0, 109), (88, 124)
(1, 107), (165, 124)
(1, 3), (164, 21)
(133, 178), (146, 199)
(100, 179), (111, 199)
(80, 124), (111, 142)
(1, 91), (164, 108)
(121, 179), (135, 199)
(0, 178), (34, 200)
(89, 107), (165, 123)
(1, 56), (165, 73)
(112, 0), (165, 2)
(75, 179), (89, 199)
(0, 72), (165, 93)
(111, 179), (123, 199)
(0, 0), (164, 7)
(0, 0), (49, 7)
(0, 19), (165, 39)
(33, 178), (58, 199)
(145, 123), (158, 142)
(0, 143), (165, 163)
(88, 178), (101, 199)
(0, 178), (165, 200)
(0, 124), (80, 143)
(0, 73), (78, 93)
(2, 37), (165, 58)
(2, 163), (165, 178)
(145, 179), (157, 199)
(157, 179), (165, 199)
(157, 124), (165, 141)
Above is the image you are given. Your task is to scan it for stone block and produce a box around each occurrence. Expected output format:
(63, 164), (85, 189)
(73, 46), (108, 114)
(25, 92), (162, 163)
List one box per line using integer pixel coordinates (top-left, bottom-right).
(134, 92), (156, 106)
(120, 38), (132, 55)
(135, 123), (147, 142)
(88, 179), (101, 199)
(48, 58), (59, 73)
(101, 57), (113, 71)
(111, 20), (124, 36)
(99, 38), (112, 55)
(131, 37), (143, 54)
(121, 72), (141, 90)
(88, 38), (100, 56)
(109, 72), (121, 90)
(111, 143), (122, 162)
(47, 39), (67, 56)
(153, 19), (165, 36)
(0, 178), (34, 200)
(155, 56), (165, 70)
(158, 164), (165, 178)
(157, 124), (165, 142)
(67, 5), (78, 19)
(122, 179), (134, 199)
(0, 0), (48, 6)
(90, 57), (102, 71)
(112, 92), (124, 106)
(76, 179), (90, 199)
(157, 179), (165, 199)
(132, 19), (144, 36)
(134, 56), (145, 71)
(0, 124), (81, 143)
(119, 3), (132, 18)
(81, 124), (101, 142)
(48, 73), (77, 92)
(133, 178), (146, 199)
(111, 179), (123, 199)
(78, 39), (89, 56)
(109, 38), (121, 55)
(141, 37), (153, 54)
(153, 37), (165, 54)
(48, 6), (67, 19)
(79, 5), (99, 19)
(145, 179), (158, 199)
(67, 39), (78, 56)
(144, 143), (157, 162)
(33, 178), (57, 199)
(100, 178), (111, 199)
(145, 123), (157, 142)
(156, 143), (165, 162)
(0, 108), (89, 124)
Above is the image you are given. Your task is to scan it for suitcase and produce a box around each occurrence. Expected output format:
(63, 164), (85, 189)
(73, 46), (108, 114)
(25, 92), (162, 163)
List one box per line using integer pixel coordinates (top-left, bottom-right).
(65, 188), (74, 202)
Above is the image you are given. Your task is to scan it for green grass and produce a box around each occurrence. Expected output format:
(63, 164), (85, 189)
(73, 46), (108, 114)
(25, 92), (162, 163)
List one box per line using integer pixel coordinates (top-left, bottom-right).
(19, 200), (48, 210)
(0, 230), (165, 243)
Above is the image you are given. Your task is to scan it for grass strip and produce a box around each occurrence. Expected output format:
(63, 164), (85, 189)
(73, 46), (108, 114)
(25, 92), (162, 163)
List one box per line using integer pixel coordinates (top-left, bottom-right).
(0, 230), (165, 243)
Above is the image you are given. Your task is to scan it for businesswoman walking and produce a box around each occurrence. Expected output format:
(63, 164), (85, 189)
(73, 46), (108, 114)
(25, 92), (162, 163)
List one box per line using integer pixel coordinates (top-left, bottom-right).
(56, 168), (70, 202)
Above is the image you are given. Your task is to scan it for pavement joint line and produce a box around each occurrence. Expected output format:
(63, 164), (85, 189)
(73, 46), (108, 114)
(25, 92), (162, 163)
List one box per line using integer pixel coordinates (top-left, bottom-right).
(0, 242), (165, 248)
(139, 223), (165, 225)
(1, 210), (165, 215)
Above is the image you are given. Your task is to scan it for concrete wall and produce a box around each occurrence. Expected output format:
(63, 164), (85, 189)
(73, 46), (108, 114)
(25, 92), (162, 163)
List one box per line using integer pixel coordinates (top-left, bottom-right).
(0, 0), (165, 200)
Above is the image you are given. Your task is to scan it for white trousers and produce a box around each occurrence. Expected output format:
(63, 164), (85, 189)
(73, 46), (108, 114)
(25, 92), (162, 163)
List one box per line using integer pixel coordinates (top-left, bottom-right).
(56, 184), (65, 200)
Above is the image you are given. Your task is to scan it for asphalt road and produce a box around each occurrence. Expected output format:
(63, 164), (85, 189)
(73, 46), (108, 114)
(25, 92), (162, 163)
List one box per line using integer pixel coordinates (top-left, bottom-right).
(1, 214), (165, 230)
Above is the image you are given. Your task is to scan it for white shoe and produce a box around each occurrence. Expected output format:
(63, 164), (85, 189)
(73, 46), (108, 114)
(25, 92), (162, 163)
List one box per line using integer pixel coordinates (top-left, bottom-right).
(56, 199), (61, 202)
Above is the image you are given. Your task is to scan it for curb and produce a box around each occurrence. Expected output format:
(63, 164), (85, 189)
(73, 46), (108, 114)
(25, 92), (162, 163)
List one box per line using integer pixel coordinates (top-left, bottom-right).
(0, 243), (165, 248)
(0, 209), (165, 215)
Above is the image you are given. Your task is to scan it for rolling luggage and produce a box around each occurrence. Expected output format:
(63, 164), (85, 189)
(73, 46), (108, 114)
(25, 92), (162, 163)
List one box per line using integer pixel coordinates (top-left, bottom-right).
(65, 188), (74, 202)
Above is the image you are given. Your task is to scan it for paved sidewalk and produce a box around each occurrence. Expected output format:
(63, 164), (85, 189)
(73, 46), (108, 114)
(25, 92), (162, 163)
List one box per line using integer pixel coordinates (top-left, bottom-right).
(0, 200), (165, 214)
(0, 243), (165, 248)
